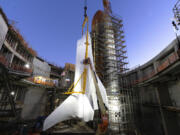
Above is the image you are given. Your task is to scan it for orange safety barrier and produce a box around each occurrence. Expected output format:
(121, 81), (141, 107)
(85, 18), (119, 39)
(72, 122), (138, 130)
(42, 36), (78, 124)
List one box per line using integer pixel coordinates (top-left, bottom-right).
(157, 59), (169, 72)
(157, 52), (180, 72)
(129, 52), (180, 85)
(168, 52), (178, 64)
(26, 77), (55, 87)
(33, 76), (55, 87)
(131, 70), (156, 85)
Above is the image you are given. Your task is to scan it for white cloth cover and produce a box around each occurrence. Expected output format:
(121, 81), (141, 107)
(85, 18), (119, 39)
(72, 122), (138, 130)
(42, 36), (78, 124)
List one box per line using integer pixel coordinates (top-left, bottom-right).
(0, 14), (8, 49)
(43, 33), (108, 131)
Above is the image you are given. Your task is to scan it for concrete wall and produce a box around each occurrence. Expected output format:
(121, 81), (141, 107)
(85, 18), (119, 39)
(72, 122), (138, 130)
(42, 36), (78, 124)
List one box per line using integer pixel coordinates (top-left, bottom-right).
(126, 37), (179, 86)
(0, 14), (8, 50)
(123, 37), (180, 135)
(21, 87), (47, 120)
(140, 86), (158, 105)
(137, 86), (164, 135)
(133, 82), (180, 135)
(139, 81), (180, 135)
(168, 80), (180, 107)
(168, 80), (180, 127)
(33, 57), (51, 77)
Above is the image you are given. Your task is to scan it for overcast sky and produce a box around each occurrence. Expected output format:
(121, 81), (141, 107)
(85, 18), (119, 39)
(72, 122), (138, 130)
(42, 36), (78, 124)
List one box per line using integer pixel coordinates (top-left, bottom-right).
(0, 0), (177, 68)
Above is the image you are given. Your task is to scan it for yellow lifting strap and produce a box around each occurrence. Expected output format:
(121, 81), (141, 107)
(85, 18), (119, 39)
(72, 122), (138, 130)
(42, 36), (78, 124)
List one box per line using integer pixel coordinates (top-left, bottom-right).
(82, 16), (88, 35)
(82, 16), (89, 94)
(64, 71), (84, 94)
(64, 16), (89, 95)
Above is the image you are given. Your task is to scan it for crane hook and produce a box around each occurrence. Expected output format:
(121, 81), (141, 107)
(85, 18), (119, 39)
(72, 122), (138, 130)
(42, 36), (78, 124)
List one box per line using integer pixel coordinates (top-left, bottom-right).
(82, 0), (88, 35)
(84, 0), (87, 18)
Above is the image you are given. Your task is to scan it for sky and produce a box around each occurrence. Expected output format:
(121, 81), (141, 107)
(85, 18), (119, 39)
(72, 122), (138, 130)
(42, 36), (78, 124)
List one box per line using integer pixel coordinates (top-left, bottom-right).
(0, 0), (177, 68)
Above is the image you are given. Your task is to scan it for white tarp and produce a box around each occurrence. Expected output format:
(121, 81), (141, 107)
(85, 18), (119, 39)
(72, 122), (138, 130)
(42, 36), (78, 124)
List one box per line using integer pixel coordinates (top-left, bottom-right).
(43, 33), (108, 131)
(0, 14), (8, 50)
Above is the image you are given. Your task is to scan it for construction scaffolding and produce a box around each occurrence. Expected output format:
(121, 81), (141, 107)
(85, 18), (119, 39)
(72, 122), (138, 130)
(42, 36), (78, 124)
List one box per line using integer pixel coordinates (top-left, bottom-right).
(91, 2), (135, 133)
(0, 63), (18, 120)
(173, 0), (180, 25)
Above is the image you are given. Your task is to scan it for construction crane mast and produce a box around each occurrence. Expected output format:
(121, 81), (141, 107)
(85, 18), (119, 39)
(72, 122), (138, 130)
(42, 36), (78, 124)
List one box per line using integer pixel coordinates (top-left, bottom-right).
(173, 0), (180, 25)
(173, 0), (180, 48)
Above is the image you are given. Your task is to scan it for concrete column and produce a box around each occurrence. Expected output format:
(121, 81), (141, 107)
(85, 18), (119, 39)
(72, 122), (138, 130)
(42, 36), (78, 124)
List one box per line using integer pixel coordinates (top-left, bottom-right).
(9, 54), (14, 66)
(153, 61), (158, 73)
(155, 86), (168, 135)
(21, 87), (47, 120)
(137, 68), (142, 80)
(173, 38), (179, 52)
(0, 41), (3, 50)
(14, 42), (18, 50)
(9, 41), (19, 65)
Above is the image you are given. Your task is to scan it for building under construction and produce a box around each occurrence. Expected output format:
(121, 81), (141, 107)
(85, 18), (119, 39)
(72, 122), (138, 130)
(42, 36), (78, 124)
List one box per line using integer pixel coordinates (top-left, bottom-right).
(91, 0), (134, 134)
(0, 7), (76, 134)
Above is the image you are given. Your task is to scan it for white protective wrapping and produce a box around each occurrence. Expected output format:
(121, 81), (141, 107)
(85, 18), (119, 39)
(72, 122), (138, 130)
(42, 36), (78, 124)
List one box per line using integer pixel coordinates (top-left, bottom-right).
(43, 33), (108, 131)
(0, 14), (8, 49)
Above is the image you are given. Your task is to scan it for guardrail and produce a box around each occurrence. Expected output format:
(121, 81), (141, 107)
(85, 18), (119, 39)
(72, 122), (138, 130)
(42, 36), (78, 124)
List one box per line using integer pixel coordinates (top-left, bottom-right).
(10, 64), (32, 73)
(130, 51), (180, 85)
(26, 76), (58, 87)
(0, 54), (32, 74)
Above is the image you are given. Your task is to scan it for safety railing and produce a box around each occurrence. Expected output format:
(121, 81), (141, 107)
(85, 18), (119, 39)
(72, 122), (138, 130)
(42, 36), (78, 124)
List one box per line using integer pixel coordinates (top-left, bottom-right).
(130, 51), (179, 85)
(10, 64), (32, 73)
(0, 53), (32, 74)
(26, 76), (57, 87)
(157, 52), (179, 72)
